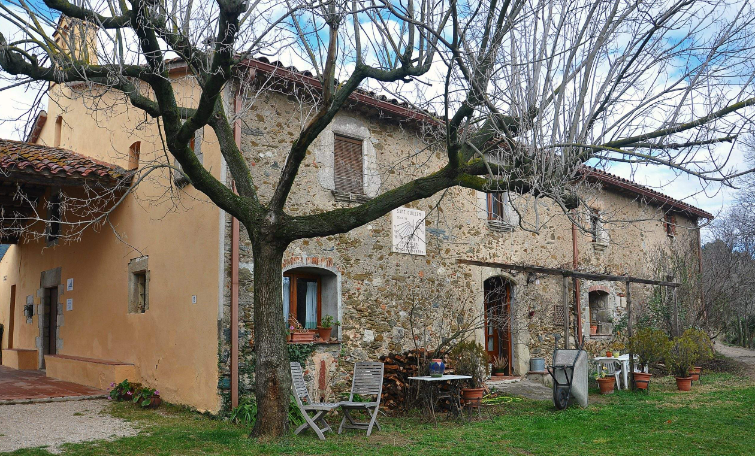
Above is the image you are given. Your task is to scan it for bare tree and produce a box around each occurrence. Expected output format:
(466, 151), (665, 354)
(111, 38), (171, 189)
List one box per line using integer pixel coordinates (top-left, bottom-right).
(3, 0), (755, 436)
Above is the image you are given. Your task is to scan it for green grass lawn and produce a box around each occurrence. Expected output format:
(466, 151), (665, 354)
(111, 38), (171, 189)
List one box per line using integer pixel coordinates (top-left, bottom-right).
(9, 373), (755, 456)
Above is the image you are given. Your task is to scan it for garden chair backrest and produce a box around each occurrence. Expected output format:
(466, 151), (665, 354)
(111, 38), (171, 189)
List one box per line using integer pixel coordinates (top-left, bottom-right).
(290, 362), (311, 405)
(348, 361), (384, 401)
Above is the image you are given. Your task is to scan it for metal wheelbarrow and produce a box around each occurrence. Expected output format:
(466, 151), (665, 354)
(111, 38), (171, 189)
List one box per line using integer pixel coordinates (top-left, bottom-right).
(546, 340), (588, 409)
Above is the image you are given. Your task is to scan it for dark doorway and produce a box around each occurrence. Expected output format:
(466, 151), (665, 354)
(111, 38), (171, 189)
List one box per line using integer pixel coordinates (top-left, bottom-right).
(41, 287), (58, 367)
(484, 277), (513, 375)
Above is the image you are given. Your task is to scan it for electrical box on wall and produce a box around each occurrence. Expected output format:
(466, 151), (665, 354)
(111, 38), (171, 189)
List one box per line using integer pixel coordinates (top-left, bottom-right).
(192, 295), (197, 304)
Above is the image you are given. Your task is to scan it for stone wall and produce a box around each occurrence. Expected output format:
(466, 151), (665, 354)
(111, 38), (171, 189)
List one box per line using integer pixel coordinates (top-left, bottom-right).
(216, 89), (703, 407)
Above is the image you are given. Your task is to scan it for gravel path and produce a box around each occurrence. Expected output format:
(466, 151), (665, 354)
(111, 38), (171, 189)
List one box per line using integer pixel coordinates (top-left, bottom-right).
(0, 399), (137, 454)
(714, 341), (755, 379)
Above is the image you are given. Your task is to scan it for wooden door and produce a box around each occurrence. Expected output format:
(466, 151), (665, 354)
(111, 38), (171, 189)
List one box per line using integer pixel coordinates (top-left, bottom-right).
(484, 277), (512, 375)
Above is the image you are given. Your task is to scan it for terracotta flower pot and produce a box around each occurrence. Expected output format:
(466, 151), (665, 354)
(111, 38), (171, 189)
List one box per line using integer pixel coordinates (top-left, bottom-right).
(633, 372), (652, 390)
(148, 396), (162, 408)
(597, 377), (615, 394)
(316, 327), (332, 341)
(590, 325), (598, 335)
(675, 376), (693, 391)
(291, 332), (315, 343)
(605, 351), (613, 357)
(689, 366), (702, 382)
(461, 387), (485, 407)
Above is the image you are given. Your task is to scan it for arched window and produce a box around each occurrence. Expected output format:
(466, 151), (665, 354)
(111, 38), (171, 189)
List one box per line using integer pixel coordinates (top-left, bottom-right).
(128, 141), (141, 170)
(54, 116), (63, 147)
(283, 266), (339, 334)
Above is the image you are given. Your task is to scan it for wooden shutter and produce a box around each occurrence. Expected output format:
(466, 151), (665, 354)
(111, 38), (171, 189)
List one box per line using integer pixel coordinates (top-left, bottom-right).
(334, 135), (364, 194)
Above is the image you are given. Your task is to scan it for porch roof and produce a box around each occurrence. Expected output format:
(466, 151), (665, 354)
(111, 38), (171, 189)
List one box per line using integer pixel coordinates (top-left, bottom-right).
(0, 139), (128, 187)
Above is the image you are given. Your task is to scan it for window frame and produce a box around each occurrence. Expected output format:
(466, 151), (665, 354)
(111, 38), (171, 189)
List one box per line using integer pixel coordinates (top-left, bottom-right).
(128, 141), (141, 170)
(128, 256), (150, 314)
(284, 272), (322, 328)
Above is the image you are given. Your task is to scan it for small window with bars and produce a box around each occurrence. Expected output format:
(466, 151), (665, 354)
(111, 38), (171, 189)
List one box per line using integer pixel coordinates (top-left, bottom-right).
(333, 134), (364, 195)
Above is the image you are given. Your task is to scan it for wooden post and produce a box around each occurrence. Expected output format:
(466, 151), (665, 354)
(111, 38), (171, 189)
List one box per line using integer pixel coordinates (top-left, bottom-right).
(563, 275), (570, 349)
(626, 280), (634, 391)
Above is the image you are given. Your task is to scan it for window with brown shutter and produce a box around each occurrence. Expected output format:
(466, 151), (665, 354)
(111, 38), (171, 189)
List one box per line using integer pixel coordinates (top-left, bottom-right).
(333, 134), (364, 195)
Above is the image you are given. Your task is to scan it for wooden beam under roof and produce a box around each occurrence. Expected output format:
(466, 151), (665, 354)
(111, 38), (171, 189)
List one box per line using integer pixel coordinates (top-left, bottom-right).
(457, 259), (680, 287)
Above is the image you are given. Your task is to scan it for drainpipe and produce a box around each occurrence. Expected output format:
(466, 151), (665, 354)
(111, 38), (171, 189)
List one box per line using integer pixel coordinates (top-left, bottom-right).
(230, 88), (242, 409)
(571, 211), (582, 344)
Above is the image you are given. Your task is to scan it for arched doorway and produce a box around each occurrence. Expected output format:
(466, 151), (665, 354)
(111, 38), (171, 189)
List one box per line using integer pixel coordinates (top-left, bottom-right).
(484, 277), (513, 375)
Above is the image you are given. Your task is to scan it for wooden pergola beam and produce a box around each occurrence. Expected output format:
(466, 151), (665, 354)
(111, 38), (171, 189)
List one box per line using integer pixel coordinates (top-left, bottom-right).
(456, 259), (680, 287)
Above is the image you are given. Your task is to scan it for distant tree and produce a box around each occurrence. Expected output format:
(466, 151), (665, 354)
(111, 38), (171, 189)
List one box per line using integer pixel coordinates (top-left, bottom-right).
(2, 0), (755, 436)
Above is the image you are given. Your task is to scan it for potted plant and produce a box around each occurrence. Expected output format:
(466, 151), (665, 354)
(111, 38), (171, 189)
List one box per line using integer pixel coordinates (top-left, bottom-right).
(628, 328), (669, 390)
(133, 386), (162, 408)
(449, 341), (488, 406)
(288, 315), (315, 343)
(665, 334), (699, 391)
(590, 324), (598, 336)
(594, 365), (615, 394)
(683, 328), (713, 381)
(316, 315), (339, 341)
(491, 355), (508, 377)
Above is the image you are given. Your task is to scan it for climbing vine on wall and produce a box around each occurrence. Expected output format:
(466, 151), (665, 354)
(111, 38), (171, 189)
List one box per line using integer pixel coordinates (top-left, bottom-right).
(288, 343), (316, 365)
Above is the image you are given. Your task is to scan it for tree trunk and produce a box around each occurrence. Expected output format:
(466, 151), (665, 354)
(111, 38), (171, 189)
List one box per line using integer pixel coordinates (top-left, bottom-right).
(250, 238), (291, 438)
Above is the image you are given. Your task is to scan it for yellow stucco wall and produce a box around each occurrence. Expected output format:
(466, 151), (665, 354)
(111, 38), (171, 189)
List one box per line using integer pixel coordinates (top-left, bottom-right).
(0, 77), (224, 412)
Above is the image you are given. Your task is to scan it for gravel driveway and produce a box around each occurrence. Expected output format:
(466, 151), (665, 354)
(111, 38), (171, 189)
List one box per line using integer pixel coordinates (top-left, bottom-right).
(0, 399), (137, 454)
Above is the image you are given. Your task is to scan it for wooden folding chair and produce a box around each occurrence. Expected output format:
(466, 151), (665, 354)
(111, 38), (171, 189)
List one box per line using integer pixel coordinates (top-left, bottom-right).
(338, 361), (384, 436)
(290, 362), (342, 440)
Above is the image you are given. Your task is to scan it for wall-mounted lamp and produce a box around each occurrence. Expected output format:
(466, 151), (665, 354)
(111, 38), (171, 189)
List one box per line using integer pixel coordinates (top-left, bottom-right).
(23, 303), (33, 319)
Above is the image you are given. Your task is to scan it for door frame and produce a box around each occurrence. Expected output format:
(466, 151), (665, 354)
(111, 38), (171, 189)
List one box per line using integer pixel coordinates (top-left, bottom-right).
(7, 285), (15, 349)
(484, 277), (513, 375)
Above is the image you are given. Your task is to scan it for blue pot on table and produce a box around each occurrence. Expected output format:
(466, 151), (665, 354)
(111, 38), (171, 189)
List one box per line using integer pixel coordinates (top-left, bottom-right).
(429, 359), (445, 377)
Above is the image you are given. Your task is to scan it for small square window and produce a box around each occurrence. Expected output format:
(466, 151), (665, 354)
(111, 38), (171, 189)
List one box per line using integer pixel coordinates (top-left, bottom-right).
(128, 256), (149, 313)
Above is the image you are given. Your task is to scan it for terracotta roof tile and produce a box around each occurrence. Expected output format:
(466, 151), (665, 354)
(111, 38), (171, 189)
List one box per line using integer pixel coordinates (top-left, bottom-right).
(0, 139), (127, 185)
(581, 166), (713, 220)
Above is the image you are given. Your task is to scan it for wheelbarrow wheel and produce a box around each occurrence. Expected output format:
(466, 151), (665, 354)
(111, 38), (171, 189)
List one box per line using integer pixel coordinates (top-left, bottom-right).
(553, 386), (569, 410)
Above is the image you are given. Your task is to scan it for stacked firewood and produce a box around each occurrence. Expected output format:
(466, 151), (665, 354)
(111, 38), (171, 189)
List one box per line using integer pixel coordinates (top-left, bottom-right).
(379, 349), (434, 410)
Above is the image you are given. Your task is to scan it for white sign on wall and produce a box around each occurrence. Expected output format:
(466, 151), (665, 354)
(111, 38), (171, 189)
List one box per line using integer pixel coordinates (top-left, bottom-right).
(66, 278), (74, 291)
(391, 207), (426, 256)
(66, 298), (73, 311)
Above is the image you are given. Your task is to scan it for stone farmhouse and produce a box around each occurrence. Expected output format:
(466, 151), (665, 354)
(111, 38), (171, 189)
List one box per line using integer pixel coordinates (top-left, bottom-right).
(0, 51), (711, 412)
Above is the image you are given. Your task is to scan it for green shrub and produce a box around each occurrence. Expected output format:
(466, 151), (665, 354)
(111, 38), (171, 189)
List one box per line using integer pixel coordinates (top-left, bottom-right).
(628, 328), (670, 370)
(449, 340), (488, 388)
(229, 395), (304, 428)
(108, 379), (160, 408)
(665, 335), (699, 378)
(683, 328), (714, 365)
(230, 396), (257, 425)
